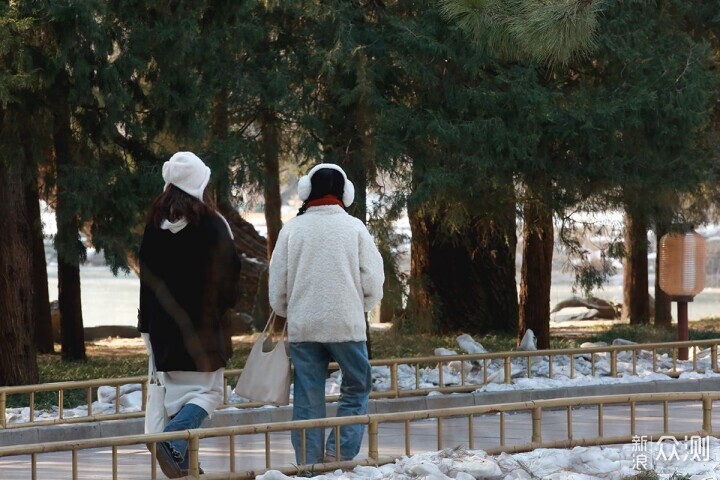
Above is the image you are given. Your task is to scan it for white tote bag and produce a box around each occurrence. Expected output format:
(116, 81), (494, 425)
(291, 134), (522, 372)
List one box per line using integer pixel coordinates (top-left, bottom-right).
(145, 350), (169, 434)
(234, 312), (291, 405)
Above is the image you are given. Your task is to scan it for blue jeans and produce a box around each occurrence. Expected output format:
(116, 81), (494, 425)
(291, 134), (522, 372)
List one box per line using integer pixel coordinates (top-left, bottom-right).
(163, 403), (208, 461)
(290, 341), (371, 464)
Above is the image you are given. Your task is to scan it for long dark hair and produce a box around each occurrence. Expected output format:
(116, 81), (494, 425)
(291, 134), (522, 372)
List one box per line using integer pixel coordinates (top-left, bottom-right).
(297, 168), (347, 216)
(146, 185), (216, 228)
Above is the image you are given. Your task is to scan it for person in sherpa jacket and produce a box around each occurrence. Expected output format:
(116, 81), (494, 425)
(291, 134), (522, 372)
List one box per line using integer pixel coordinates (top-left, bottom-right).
(269, 163), (384, 465)
(138, 151), (241, 479)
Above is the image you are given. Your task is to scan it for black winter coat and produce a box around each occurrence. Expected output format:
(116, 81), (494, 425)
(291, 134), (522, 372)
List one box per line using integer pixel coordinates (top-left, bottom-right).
(138, 214), (241, 372)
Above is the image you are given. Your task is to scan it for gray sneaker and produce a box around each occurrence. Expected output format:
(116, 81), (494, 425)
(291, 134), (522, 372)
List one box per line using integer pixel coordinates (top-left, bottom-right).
(155, 442), (184, 479)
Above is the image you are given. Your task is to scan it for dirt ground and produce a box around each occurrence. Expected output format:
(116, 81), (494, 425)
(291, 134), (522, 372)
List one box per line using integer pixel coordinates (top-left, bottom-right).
(54, 334), (261, 358)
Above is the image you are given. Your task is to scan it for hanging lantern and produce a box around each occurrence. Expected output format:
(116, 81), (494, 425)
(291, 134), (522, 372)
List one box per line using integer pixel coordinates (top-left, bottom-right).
(659, 232), (706, 299)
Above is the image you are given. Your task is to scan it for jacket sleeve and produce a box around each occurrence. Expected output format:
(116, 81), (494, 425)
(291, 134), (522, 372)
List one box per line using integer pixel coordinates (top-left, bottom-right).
(359, 227), (385, 312)
(268, 227), (289, 317)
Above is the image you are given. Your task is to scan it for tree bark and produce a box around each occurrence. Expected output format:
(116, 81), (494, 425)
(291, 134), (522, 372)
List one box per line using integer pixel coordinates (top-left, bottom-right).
(340, 152), (367, 223)
(24, 165), (54, 353)
(518, 190), (554, 349)
(407, 207), (435, 332)
(341, 59), (373, 224)
(216, 203), (269, 333)
(210, 90), (232, 203)
(407, 201), (518, 335)
(378, 240), (403, 323)
(53, 95), (86, 361)
(0, 122), (40, 384)
(467, 198), (518, 334)
(622, 207), (650, 325)
(261, 110), (282, 261)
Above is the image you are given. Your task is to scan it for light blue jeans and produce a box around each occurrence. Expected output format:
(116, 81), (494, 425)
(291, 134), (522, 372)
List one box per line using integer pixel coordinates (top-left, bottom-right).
(164, 403), (208, 462)
(290, 341), (371, 464)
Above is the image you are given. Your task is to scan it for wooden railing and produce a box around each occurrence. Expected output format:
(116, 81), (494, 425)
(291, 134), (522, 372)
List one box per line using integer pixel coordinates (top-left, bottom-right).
(2, 338), (719, 429)
(0, 391), (716, 479)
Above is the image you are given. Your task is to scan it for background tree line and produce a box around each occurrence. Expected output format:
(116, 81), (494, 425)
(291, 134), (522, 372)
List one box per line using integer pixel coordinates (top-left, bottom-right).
(1, 0), (718, 385)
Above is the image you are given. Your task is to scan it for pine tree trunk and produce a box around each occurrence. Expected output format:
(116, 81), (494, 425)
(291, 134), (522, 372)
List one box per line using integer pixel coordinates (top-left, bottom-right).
(24, 166), (54, 353)
(622, 208), (650, 325)
(211, 91), (241, 349)
(341, 153), (367, 223)
(379, 240), (402, 323)
(473, 197), (519, 334)
(407, 200), (518, 334)
(53, 97), (86, 361)
(211, 90), (232, 203)
(341, 65), (373, 224)
(0, 127), (40, 385)
(216, 204), (269, 333)
(518, 191), (554, 349)
(407, 207), (435, 331)
(341, 85), (374, 351)
(654, 222), (673, 328)
(261, 110), (282, 261)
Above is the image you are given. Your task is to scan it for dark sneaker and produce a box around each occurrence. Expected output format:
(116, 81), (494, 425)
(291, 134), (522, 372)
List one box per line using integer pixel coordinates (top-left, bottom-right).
(155, 442), (184, 479)
(297, 471), (317, 478)
(178, 454), (205, 476)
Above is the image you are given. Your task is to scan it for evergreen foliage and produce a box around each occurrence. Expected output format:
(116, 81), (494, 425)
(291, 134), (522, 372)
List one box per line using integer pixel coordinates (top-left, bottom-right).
(440, 0), (602, 65)
(0, 0), (719, 373)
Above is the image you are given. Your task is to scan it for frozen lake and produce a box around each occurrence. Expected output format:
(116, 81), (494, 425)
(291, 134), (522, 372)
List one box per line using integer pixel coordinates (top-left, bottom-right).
(47, 265), (141, 328)
(41, 204), (720, 328)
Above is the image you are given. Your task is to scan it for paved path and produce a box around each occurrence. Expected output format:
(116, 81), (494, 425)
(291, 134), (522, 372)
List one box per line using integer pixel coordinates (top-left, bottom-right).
(0, 401), (709, 479)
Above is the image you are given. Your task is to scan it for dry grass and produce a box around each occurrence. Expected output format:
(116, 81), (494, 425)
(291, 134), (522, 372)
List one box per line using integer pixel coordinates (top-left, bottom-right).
(36, 317), (720, 384)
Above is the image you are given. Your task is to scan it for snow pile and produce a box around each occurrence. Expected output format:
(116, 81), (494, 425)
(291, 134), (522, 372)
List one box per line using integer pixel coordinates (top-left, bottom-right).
(367, 331), (720, 395)
(6, 331), (720, 425)
(258, 438), (720, 480)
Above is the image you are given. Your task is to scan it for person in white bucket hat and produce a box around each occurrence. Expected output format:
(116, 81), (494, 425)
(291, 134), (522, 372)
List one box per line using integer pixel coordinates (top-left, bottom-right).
(138, 151), (241, 478)
(269, 163), (384, 465)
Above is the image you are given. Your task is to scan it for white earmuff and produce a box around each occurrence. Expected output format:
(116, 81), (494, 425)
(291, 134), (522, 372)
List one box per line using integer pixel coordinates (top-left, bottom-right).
(297, 163), (355, 207)
(298, 174), (312, 201)
(342, 179), (355, 207)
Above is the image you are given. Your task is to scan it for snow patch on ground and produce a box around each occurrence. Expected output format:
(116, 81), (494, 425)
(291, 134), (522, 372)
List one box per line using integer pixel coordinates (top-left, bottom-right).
(6, 334), (720, 425)
(258, 438), (720, 480)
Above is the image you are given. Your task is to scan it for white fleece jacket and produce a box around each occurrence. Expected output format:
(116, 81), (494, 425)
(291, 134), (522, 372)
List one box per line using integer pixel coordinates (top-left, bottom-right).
(268, 205), (384, 343)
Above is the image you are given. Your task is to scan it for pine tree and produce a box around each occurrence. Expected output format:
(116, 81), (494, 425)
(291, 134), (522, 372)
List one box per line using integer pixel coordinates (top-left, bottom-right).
(0, 2), (41, 384)
(569, 0), (717, 326)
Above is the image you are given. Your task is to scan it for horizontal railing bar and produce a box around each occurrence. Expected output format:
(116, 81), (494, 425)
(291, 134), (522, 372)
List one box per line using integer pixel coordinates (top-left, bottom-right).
(482, 430), (708, 456)
(3, 412), (145, 429)
(0, 391), (716, 458)
(3, 338), (719, 430)
(360, 339), (720, 366)
(0, 376), (149, 395)
(4, 338), (716, 397)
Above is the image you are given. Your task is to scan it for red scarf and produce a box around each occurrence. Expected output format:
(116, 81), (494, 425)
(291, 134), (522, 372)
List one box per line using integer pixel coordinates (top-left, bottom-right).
(305, 195), (345, 209)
